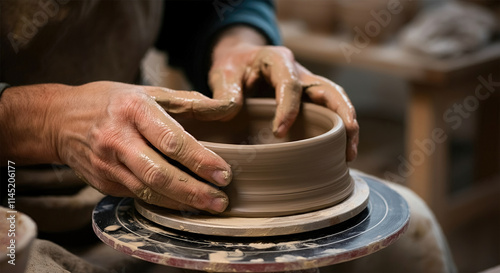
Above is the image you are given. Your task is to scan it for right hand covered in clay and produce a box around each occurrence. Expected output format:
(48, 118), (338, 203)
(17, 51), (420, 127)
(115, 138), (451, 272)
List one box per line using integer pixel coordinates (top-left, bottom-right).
(0, 81), (232, 214)
(209, 26), (359, 161)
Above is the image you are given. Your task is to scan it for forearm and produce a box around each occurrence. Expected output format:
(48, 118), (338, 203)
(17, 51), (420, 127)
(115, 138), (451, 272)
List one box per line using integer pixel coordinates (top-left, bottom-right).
(0, 84), (66, 165)
(212, 25), (268, 63)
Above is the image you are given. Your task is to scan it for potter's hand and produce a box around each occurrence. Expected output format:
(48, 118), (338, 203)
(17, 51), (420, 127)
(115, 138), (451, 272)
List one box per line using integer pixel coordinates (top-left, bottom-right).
(210, 27), (359, 161)
(0, 82), (232, 213)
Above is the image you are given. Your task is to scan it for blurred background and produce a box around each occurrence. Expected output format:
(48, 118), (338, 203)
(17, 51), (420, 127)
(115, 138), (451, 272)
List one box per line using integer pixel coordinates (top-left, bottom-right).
(143, 0), (500, 272)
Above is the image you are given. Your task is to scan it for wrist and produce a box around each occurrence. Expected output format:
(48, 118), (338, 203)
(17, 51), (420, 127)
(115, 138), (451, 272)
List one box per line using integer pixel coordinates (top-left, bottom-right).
(0, 84), (69, 164)
(211, 25), (267, 64)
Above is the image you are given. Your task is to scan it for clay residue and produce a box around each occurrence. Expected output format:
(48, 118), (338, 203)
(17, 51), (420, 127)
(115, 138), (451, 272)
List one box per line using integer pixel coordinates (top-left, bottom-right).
(101, 204), (113, 210)
(275, 255), (306, 262)
(321, 248), (345, 255)
(276, 241), (301, 250)
(100, 232), (145, 253)
(247, 241), (317, 251)
(104, 225), (121, 232)
(248, 242), (276, 249)
(208, 249), (244, 263)
(302, 243), (319, 248)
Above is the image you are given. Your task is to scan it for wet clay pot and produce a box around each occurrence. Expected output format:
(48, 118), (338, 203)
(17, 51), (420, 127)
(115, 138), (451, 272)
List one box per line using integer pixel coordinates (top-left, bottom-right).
(177, 99), (354, 217)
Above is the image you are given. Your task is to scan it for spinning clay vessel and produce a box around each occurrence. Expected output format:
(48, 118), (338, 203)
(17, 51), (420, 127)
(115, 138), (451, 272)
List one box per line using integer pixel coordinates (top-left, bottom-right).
(177, 98), (354, 217)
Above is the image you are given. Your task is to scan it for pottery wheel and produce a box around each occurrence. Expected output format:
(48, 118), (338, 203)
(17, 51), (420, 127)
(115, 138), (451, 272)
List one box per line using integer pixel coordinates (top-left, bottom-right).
(92, 174), (409, 272)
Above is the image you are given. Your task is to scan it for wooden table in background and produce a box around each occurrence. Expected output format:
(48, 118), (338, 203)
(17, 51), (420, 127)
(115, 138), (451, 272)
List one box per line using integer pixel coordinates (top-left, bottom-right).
(281, 23), (500, 231)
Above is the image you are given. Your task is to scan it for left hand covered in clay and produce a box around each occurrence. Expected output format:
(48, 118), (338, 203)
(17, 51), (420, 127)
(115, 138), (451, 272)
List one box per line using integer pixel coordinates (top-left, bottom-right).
(209, 26), (359, 161)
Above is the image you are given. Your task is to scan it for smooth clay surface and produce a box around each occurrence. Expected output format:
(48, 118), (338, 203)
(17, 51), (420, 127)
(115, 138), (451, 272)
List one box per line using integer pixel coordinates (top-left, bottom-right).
(176, 99), (354, 217)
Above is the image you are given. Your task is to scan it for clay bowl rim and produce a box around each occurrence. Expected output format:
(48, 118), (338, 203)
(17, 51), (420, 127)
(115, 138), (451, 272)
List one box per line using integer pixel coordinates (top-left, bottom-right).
(197, 98), (344, 151)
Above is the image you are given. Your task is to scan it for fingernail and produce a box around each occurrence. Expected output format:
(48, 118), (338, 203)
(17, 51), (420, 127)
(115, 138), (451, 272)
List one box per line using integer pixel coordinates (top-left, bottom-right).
(210, 197), (228, 213)
(211, 170), (231, 186)
(273, 123), (286, 137)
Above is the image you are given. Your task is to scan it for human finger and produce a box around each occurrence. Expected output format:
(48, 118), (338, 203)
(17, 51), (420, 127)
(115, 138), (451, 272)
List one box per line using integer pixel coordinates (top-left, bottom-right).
(254, 47), (302, 137)
(94, 162), (205, 212)
(131, 94), (232, 187)
(143, 86), (239, 121)
(207, 63), (245, 121)
(117, 139), (229, 213)
(297, 64), (359, 161)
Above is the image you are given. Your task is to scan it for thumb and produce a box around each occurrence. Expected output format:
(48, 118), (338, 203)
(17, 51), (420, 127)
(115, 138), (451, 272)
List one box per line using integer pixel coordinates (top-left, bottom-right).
(143, 86), (238, 121)
(208, 65), (244, 121)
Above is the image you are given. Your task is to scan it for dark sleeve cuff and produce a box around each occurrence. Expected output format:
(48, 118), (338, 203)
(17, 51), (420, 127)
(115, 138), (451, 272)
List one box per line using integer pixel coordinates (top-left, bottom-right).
(156, 0), (281, 96)
(207, 0), (282, 46)
(0, 83), (11, 100)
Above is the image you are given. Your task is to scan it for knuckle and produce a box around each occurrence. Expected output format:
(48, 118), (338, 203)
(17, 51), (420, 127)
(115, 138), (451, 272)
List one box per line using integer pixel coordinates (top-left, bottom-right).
(210, 99), (240, 118)
(281, 78), (302, 95)
(120, 91), (152, 120)
(346, 107), (358, 122)
(135, 185), (155, 203)
(345, 120), (360, 136)
(129, 182), (145, 197)
(89, 126), (113, 151)
(143, 163), (172, 189)
(132, 183), (162, 205)
(349, 123), (360, 135)
(191, 150), (211, 173)
(122, 95), (142, 113)
(88, 124), (126, 158)
(88, 156), (122, 185)
(279, 76), (301, 91)
(273, 46), (294, 60)
(182, 188), (201, 207)
(159, 129), (185, 156)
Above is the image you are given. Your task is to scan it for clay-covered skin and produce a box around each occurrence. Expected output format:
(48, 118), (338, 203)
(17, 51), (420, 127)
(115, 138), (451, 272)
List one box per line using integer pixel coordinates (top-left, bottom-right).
(58, 82), (235, 213)
(210, 26), (359, 161)
(0, 82), (235, 214)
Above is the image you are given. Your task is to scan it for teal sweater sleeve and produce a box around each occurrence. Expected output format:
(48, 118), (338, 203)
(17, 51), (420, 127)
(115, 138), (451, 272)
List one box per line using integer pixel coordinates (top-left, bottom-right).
(155, 0), (281, 95)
